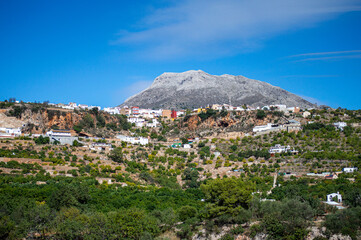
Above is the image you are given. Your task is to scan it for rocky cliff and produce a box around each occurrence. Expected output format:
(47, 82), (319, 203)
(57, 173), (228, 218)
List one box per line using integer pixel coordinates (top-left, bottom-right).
(120, 70), (315, 109)
(2, 105), (122, 137)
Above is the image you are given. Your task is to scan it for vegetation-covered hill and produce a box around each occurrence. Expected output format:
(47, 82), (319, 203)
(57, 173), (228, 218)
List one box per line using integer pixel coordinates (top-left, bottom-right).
(0, 102), (361, 239)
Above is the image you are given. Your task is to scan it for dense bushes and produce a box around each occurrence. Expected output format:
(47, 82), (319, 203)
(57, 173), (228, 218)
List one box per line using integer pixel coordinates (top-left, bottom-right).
(7, 105), (27, 118)
(324, 207), (361, 239)
(201, 177), (255, 217)
(34, 135), (50, 145)
(0, 176), (205, 239)
(0, 173), (360, 239)
(198, 109), (217, 121)
(238, 149), (270, 160)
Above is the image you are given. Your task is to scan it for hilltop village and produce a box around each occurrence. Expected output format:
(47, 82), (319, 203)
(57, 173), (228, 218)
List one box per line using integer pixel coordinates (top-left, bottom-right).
(0, 99), (360, 239)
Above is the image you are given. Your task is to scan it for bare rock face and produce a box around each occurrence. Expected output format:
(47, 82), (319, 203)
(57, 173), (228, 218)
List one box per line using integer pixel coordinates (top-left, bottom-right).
(120, 70), (314, 109)
(0, 112), (24, 128)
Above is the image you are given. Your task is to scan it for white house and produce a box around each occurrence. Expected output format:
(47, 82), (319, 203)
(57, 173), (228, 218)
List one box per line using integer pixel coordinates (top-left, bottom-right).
(128, 117), (145, 124)
(343, 167), (358, 173)
(253, 123), (277, 132)
(326, 192), (342, 203)
(269, 144), (288, 153)
(270, 104), (287, 111)
(91, 142), (112, 151)
(303, 111), (311, 118)
(78, 104), (89, 110)
(62, 105), (75, 110)
(68, 102), (77, 108)
(0, 127), (22, 137)
(269, 144), (298, 154)
(334, 122), (347, 130)
(151, 109), (163, 117)
(46, 129), (71, 137)
(183, 144), (191, 149)
(116, 135), (149, 145)
(177, 111), (185, 117)
(104, 107), (120, 115)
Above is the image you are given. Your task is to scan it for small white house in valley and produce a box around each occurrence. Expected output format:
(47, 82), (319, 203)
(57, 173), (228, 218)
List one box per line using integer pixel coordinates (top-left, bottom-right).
(333, 122), (347, 130)
(324, 192), (345, 209)
(269, 144), (298, 154)
(343, 167), (358, 173)
(326, 192), (342, 203)
(253, 123), (273, 132)
(116, 135), (149, 145)
(46, 129), (71, 137)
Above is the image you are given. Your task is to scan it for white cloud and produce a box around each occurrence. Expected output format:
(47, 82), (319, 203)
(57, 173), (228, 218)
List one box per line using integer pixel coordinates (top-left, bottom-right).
(290, 50), (361, 57)
(289, 50), (361, 62)
(281, 75), (339, 78)
(114, 0), (361, 59)
(295, 54), (361, 62)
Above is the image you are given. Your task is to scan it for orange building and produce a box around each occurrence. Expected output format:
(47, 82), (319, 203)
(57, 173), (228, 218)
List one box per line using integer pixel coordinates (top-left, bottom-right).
(162, 109), (172, 119)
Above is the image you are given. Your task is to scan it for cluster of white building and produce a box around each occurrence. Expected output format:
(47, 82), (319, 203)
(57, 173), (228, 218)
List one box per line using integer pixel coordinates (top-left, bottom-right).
(49, 102), (101, 111)
(127, 117), (159, 128)
(209, 104), (308, 113)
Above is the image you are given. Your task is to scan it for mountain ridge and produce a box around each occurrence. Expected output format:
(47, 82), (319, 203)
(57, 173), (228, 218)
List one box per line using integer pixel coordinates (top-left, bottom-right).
(120, 70), (315, 109)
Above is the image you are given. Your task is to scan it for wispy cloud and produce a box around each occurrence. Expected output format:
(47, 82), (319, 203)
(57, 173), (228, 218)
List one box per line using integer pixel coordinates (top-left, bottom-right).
(290, 50), (361, 57)
(289, 50), (361, 62)
(281, 75), (339, 78)
(114, 0), (361, 59)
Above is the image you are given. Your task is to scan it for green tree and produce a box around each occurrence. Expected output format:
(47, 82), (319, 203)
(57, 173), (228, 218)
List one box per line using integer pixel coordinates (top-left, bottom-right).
(107, 208), (160, 239)
(178, 205), (197, 221)
(48, 184), (90, 210)
(109, 147), (124, 163)
(256, 110), (266, 119)
(96, 114), (106, 128)
(201, 177), (255, 217)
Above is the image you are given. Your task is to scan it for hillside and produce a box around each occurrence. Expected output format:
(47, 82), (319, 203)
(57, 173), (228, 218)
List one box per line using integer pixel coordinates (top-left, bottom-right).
(0, 103), (360, 239)
(0, 103), (129, 138)
(120, 70), (315, 109)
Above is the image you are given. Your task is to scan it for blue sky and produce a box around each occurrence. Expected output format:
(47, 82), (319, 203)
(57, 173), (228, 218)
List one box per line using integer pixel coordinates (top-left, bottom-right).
(1, 0), (361, 109)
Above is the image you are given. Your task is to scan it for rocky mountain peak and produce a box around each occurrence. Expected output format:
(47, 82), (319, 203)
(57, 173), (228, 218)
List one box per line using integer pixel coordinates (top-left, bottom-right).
(120, 70), (315, 109)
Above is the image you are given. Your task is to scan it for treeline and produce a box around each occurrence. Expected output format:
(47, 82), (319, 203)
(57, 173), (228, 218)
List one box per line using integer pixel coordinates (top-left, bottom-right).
(1, 174), (360, 239)
(0, 175), (203, 239)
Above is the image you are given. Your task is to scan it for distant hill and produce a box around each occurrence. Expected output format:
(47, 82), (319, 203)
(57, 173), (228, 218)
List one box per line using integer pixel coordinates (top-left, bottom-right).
(120, 70), (315, 109)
